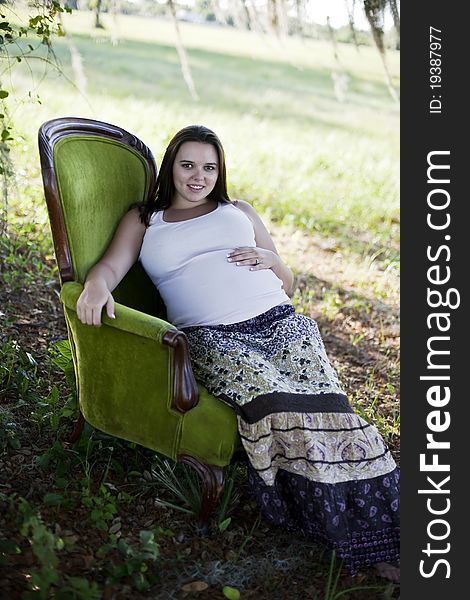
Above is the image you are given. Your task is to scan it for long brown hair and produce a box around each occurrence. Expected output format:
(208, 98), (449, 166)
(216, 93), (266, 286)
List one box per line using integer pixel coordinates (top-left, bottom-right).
(137, 125), (232, 226)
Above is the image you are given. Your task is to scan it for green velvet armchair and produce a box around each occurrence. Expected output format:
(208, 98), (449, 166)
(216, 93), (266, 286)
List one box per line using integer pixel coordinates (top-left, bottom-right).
(38, 117), (242, 529)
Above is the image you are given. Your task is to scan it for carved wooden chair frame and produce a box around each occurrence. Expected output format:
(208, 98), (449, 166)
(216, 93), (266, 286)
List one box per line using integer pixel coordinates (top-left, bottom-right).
(38, 117), (227, 530)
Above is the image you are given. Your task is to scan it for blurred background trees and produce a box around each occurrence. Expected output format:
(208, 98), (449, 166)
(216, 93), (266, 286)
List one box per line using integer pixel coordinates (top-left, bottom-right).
(0, 0), (399, 232)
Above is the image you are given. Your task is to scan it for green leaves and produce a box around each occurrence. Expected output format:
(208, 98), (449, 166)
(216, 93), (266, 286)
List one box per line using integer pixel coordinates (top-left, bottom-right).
(19, 506), (62, 598)
(81, 484), (118, 530)
(223, 586), (241, 600)
(98, 529), (161, 591)
(12, 496), (102, 598)
(0, 539), (21, 567)
(0, 1), (73, 194)
(1, 128), (13, 142)
(53, 339), (73, 365)
(43, 492), (65, 507)
(61, 577), (101, 599)
(218, 517), (232, 532)
(28, 15), (42, 28)
(52, 339), (77, 391)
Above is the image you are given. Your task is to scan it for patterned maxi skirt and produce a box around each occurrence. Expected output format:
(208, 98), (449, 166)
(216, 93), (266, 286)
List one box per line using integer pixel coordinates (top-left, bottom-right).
(182, 304), (400, 575)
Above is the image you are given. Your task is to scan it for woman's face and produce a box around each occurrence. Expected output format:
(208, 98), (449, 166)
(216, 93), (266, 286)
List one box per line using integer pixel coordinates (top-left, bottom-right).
(172, 141), (219, 208)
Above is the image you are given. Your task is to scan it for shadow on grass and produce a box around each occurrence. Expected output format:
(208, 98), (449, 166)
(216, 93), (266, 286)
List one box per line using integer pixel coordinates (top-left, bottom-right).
(17, 33), (398, 137)
(294, 270), (399, 362)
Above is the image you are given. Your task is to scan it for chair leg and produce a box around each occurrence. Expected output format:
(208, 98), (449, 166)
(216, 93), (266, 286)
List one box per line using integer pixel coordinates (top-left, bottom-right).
(179, 455), (225, 534)
(67, 411), (85, 444)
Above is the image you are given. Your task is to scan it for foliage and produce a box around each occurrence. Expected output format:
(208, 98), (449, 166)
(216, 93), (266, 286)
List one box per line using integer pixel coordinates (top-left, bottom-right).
(18, 498), (62, 598)
(0, 338), (38, 403)
(51, 339), (76, 390)
(97, 530), (162, 591)
(364, 0), (387, 52)
(0, 336), (78, 442)
(7, 12), (398, 259)
(142, 454), (203, 516)
(0, 0), (71, 228)
(81, 483), (118, 530)
(0, 8), (399, 598)
(104, 0), (398, 49)
(130, 454), (244, 526)
(223, 585), (241, 600)
(13, 497), (103, 599)
(322, 550), (385, 599)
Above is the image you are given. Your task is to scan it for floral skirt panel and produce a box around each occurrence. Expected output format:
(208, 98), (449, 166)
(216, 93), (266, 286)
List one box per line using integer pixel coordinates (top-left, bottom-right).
(182, 304), (400, 575)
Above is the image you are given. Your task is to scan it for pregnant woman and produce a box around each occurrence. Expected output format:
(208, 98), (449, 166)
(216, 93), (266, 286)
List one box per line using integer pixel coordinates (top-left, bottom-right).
(76, 124), (400, 582)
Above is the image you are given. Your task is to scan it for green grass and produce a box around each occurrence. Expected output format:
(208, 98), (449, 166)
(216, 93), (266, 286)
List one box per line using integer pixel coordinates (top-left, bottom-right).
(1, 11), (400, 598)
(3, 3), (400, 451)
(6, 7), (399, 262)
(3, 2), (400, 461)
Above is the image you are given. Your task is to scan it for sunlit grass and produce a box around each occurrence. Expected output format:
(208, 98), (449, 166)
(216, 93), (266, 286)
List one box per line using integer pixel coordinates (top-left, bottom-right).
(1, 12), (400, 595)
(5, 6), (399, 264)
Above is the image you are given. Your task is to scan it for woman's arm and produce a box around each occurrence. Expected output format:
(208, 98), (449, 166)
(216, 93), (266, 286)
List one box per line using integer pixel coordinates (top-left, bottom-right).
(228, 199), (295, 297)
(76, 208), (147, 326)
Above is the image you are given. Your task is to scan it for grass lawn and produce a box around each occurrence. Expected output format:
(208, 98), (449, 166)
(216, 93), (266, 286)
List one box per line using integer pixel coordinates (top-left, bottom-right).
(1, 6), (400, 599)
(8, 7), (399, 253)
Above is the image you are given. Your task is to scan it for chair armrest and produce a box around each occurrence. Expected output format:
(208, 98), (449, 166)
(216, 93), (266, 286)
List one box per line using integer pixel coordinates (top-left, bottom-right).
(60, 281), (199, 412)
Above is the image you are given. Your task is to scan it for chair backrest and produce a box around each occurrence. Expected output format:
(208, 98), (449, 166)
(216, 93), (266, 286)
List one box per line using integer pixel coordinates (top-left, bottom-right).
(38, 117), (165, 317)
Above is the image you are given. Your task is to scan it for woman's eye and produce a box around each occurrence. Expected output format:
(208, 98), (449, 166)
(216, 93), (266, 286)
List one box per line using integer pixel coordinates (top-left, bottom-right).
(182, 164), (192, 168)
(205, 166), (216, 171)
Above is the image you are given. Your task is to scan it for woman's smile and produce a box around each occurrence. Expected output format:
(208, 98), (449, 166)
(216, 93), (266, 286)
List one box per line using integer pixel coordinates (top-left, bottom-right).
(172, 141), (219, 208)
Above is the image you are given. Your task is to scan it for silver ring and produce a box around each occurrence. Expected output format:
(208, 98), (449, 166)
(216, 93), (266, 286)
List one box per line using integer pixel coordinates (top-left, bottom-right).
(255, 258), (259, 265)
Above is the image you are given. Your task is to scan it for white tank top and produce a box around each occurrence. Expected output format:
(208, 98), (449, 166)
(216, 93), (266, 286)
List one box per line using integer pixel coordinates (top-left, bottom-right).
(139, 201), (290, 328)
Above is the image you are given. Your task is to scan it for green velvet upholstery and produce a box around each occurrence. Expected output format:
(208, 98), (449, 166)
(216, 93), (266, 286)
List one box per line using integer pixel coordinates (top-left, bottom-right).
(179, 387), (241, 465)
(54, 136), (165, 316)
(60, 282), (240, 466)
(54, 137), (149, 285)
(43, 123), (242, 477)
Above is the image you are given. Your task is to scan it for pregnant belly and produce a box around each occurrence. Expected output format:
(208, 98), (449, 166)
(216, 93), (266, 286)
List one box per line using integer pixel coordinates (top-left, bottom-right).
(157, 250), (288, 326)
(178, 250), (282, 291)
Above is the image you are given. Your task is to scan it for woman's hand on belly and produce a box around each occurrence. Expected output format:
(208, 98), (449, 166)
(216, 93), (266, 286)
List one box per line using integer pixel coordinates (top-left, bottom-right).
(227, 246), (295, 297)
(226, 246), (279, 271)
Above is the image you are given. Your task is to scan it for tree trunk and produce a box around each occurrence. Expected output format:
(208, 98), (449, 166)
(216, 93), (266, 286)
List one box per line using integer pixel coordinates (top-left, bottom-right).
(0, 77), (12, 235)
(244, 0), (266, 35)
(232, 0), (249, 30)
(294, 0), (305, 39)
(344, 0), (360, 51)
(94, 0), (104, 30)
(326, 16), (340, 63)
(167, 0), (199, 101)
(388, 0), (400, 49)
(110, 0), (121, 45)
(363, 0), (398, 102)
(389, 0), (400, 36)
(327, 16), (349, 102)
(275, 0), (289, 39)
(241, 0), (252, 30)
(267, 0), (279, 37)
(57, 11), (88, 96)
(210, 0), (229, 25)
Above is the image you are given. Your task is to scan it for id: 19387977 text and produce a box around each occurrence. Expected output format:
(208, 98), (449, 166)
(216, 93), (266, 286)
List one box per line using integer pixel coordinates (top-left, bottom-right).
(429, 26), (442, 114)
